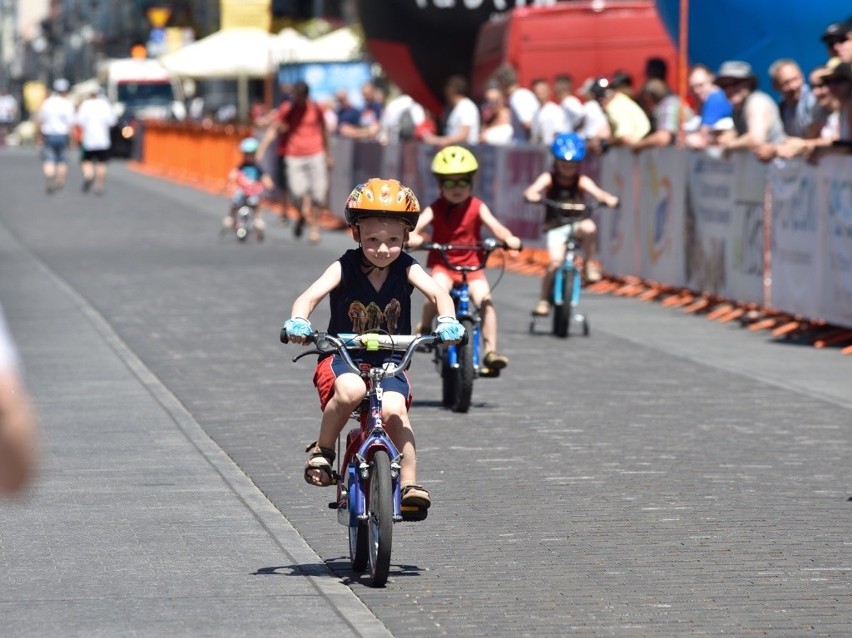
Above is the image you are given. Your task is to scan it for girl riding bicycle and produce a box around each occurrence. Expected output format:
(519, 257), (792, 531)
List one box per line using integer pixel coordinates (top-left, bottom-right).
(222, 137), (275, 236)
(523, 132), (619, 316)
(407, 146), (522, 373)
(282, 178), (464, 512)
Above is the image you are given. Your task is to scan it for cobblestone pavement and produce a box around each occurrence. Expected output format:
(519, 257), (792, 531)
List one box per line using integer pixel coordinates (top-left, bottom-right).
(0, 150), (849, 637)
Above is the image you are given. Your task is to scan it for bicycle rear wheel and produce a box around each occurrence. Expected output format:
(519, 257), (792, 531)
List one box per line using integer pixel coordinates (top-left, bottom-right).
(452, 318), (476, 412)
(367, 450), (393, 587)
(553, 267), (573, 338)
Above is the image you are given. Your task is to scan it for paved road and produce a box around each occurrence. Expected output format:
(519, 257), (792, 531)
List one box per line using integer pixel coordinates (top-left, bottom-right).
(0, 149), (849, 637)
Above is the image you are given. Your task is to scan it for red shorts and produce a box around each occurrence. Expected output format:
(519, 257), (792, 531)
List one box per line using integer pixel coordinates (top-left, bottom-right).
(430, 263), (488, 285)
(313, 355), (412, 411)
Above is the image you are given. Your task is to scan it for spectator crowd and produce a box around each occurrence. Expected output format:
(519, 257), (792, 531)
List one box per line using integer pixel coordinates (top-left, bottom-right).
(256, 14), (850, 167)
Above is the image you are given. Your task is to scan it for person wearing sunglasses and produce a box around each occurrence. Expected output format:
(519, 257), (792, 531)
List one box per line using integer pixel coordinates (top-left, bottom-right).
(714, 60), (786, 161)
(821, 57), (852, 142)
(775, 61), (846, 159)
(407, 146), (522, 374)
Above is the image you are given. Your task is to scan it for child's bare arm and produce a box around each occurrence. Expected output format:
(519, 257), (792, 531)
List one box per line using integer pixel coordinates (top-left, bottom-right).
(479, 203), (522, 249)
(579, 175), (619, 208)
(523, 172), (552, 201)
(406, 206), (434, 249)
(408, 263), (456, 318)
(290, 262), (342, 321)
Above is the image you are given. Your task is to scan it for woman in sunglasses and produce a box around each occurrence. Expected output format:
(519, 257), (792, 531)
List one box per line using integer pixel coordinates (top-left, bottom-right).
(407, 145), (522, 373)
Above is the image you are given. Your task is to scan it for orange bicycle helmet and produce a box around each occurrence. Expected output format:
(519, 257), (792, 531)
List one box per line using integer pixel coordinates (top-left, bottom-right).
(344, 178), (421, 229)
(431, 145), (479, 176)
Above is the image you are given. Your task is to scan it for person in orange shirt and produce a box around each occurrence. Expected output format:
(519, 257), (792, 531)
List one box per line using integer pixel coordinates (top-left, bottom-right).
(258, 81), (332, 243)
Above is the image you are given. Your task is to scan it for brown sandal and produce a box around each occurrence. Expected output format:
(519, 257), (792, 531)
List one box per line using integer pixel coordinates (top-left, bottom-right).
(401, 483), (431, 510)
(304, 442), (336, 486)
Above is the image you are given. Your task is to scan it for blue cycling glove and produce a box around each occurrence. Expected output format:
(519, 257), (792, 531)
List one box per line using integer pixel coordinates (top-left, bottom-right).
(434, 316), (465, 344)
(283, 317), (312, 340)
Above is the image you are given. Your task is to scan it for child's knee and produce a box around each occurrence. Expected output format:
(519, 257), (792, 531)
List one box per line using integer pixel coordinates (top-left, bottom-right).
(333, 376), (366, 405)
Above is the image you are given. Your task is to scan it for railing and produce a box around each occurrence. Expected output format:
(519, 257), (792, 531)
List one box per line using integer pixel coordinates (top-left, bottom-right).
(139, 121), (852, 344)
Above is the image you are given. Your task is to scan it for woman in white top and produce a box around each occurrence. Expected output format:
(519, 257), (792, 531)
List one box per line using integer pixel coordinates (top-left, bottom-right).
(479, 84), (513, 145)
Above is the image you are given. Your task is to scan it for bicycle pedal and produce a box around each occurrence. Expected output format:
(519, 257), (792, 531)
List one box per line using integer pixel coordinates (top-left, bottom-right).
(479, 367), (501, 378)
(401, 506), (428, 522)
(328, 501), (339, 510)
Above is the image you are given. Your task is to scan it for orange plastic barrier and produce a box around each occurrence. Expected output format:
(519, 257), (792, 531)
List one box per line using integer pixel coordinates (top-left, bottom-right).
(139, 120), (253, 194)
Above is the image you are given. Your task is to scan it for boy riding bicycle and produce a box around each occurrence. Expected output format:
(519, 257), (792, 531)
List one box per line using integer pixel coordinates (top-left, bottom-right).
(407, 146), (522, 373)
(222, 137), (275, 236)
(523, 132), (619, 317)
(282, 178), (464, 512)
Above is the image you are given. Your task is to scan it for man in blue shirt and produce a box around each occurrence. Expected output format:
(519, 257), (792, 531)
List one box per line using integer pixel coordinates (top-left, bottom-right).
(684, 64), (733, 149)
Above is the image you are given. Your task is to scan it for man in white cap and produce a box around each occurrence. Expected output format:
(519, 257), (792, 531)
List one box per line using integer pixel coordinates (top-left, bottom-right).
(37, 79), (76, 193)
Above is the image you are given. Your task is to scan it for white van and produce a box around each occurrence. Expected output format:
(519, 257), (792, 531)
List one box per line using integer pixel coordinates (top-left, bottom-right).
(97, 58), (186, 156)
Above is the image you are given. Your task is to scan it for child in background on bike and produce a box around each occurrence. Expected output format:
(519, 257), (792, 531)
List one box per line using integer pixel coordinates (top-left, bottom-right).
(222, 137), (275, 236)
(407, 146), (522, 374)
(282, 178), (464, 512)
(523, 132), (619, 316)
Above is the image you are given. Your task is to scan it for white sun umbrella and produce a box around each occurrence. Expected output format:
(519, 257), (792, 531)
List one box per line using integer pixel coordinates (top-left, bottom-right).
(294, 27), (362, 63)
(271, 27), (311, 66)
(160, 28), (276, 121)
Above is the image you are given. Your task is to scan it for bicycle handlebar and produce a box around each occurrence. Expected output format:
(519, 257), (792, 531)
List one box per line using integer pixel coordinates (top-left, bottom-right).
(281, 331), (438, 377)
(412, 238), (521, 272)
(527, 197), (619, 223)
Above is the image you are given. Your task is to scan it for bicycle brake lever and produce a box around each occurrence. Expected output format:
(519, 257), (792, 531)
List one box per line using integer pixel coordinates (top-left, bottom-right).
(293, 349), (321, 362)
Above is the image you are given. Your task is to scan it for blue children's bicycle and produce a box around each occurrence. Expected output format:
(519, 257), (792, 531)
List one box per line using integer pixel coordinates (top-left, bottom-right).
(417, 238), (513, 413)
(281, 330), (436, 588)
(529, 198), (597, 338)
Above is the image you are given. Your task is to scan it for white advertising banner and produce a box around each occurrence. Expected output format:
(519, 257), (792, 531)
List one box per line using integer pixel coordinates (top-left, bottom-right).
(597, 148), (639, 276)
(491, 144), (549, 243)
(819, 155), (852, 328)
(637, 147), (686, 286)
(768, 158), (821, 317)
(685, 153), (735, 296)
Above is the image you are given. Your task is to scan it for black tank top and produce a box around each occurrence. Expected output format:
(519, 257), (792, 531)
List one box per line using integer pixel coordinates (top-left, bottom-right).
(544, 172), (583, 228)
(327, 249), (416, 364)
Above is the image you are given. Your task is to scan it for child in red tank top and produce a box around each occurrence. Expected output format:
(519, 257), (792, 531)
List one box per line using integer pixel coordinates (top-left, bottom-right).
(407, 146), (522, 374)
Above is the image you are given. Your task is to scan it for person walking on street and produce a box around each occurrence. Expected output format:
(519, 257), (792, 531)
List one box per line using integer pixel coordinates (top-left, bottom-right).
(37, 79), (75, 193)
(258, 81), (331, 243)
(75, 88), (116, 195)
(0, 85), (19, 146)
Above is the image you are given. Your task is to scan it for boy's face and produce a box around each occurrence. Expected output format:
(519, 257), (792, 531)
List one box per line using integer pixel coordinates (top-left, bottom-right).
(438, 174), (472, 205)
(354, 217), (408, 268)
(554, 159), (580, 179)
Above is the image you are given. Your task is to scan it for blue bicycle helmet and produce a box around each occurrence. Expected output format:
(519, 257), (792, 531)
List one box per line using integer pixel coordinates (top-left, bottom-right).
(551, 132), (586, 162)
(240, 137), (259, 154)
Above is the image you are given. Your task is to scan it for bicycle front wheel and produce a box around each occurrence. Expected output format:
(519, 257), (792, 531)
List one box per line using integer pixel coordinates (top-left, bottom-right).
(439, 346), (456, 407)
(349, 473), (368, 572)
(452, 318), (476, 413)
(553, 267), (574, 338)
(367, 450), (393, 587)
